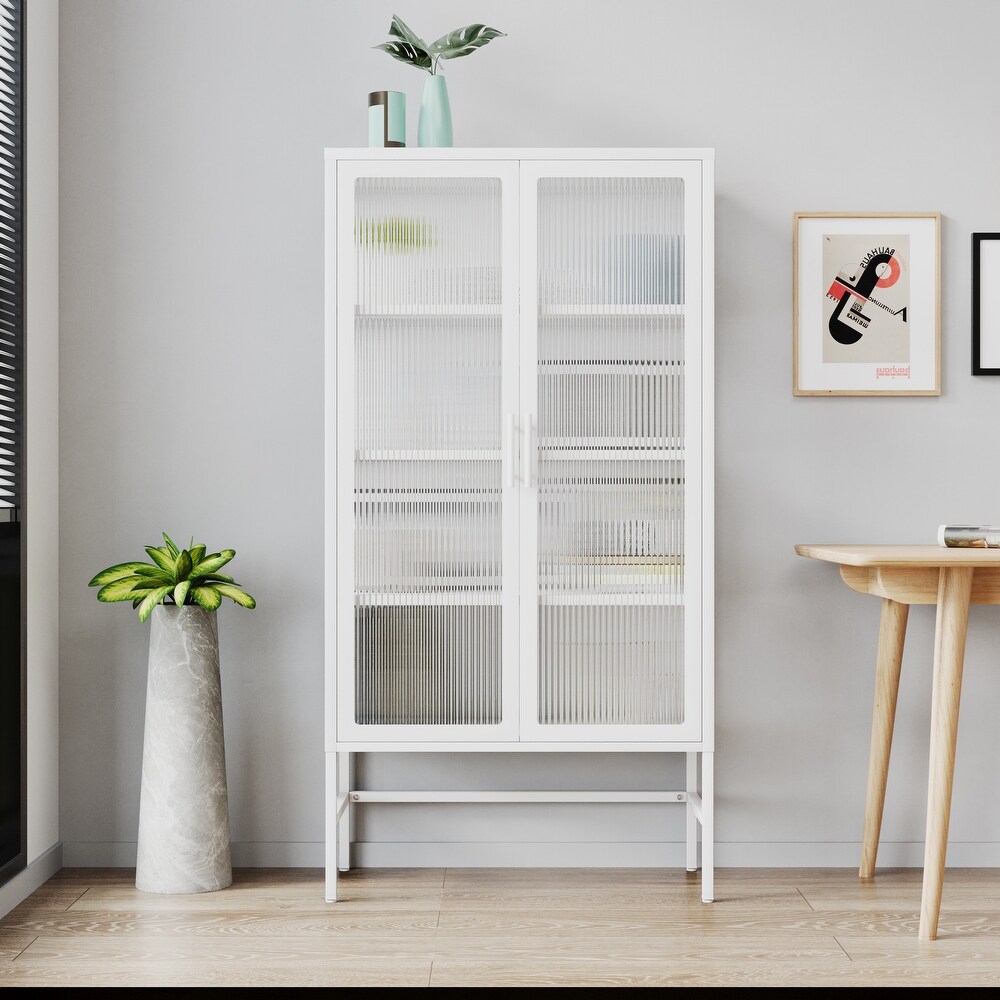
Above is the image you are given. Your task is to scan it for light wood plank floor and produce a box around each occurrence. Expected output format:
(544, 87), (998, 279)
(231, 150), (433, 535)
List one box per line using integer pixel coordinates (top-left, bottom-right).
(3, 867), (1000, 986)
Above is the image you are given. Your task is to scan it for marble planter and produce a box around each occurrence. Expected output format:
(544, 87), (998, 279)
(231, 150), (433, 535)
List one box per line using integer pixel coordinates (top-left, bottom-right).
(135, 605), (232, 893)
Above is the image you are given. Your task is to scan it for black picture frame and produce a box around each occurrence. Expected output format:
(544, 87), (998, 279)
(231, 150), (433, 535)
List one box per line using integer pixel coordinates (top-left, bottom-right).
(972, 232), (1000, 375)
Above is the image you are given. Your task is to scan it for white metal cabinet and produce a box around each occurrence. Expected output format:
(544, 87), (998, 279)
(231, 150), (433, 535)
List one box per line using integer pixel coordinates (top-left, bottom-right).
(324, 148), (715, 901)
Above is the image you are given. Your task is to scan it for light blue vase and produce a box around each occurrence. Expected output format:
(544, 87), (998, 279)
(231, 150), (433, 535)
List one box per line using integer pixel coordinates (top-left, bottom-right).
(418, 74), (453, 147)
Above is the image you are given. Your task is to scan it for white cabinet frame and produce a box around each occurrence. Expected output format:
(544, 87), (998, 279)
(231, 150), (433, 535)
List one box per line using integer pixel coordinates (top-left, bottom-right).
(324, 148), (715, 903)
(334, 158), (522, 746)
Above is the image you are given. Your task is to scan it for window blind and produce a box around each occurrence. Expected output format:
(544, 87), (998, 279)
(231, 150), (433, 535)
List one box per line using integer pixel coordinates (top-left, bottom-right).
(0, 0), (23, 886)
(0, 0), (22, 514)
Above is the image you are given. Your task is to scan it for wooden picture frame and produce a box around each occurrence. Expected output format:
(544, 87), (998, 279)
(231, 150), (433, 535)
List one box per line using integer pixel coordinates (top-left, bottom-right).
(972, 232), (1000, 375)
(793, 212), (941, 396)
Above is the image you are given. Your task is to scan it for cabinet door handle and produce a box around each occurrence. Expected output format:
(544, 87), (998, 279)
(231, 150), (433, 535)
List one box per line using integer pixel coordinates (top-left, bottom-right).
(523, 411), (534, 488)
(506, 412), (517, 489)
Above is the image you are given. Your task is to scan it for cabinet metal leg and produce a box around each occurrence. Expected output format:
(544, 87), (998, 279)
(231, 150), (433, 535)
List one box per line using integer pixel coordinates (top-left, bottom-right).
(701, 751), (714, 903)
(685, 752), (698, 872)
(325, 752), (339, 902)
(685, 751), (713, 901)
(338, 752), (352, 872)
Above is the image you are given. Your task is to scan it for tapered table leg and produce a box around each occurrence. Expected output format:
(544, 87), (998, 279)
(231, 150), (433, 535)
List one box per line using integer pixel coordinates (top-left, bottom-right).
(860, 598), (909, 879)
(919, 566), (974, 941)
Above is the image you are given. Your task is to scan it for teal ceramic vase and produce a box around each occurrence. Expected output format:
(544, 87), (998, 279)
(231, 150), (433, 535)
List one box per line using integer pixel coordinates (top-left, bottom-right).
(418, 74), (453, 147)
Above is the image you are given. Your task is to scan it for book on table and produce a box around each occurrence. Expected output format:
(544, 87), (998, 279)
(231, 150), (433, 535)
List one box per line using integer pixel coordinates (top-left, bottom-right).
(938, 524), (1000, 548)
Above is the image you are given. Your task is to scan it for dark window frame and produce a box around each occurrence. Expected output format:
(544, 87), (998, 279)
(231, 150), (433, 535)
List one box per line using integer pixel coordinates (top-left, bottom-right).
(0, 0), (26, 890)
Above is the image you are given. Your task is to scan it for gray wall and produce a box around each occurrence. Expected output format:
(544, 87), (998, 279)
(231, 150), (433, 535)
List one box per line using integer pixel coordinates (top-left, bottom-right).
(59, 0), (1000, 867)
(27, 0), (59, 865)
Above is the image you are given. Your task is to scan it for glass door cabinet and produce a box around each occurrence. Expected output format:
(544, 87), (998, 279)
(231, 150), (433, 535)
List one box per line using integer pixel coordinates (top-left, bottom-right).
(325, 149), (715, 903)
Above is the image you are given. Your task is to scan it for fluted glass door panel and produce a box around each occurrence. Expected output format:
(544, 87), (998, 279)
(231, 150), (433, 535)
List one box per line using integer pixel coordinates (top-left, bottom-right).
(351, 174), (507, 730)
(531, 172), (695, 733)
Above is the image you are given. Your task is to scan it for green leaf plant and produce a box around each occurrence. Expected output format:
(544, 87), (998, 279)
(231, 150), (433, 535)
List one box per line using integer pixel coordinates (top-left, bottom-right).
(89, 532), (257, 623)
(355, 216), (431, 253)
(374, 14), (505, 75)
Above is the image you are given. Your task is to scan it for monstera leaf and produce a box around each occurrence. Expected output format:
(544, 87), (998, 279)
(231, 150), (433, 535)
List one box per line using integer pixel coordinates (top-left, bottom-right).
(388, 14), (428, 50)
(430, 24), (506, 62)
(375, 15), (505, 73)
(373, 14), (432, 70)
(373, 39), (432, 70)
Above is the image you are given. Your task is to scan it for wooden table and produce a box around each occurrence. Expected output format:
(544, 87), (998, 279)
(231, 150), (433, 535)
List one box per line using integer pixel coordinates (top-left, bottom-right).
(795, 543), (1000, 941)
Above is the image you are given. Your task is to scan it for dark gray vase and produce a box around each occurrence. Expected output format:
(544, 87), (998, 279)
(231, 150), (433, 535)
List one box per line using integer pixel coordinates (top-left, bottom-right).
(135, 605), (232, 893)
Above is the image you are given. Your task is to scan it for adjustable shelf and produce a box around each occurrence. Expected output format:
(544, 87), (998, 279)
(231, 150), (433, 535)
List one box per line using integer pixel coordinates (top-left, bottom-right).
(540, 361), (683, 374)
(540, 446), (685, 462)
(355, 490), (500, 501)
(541, 304), (685, 317)
(356, 305), (501, 318)
(539, 592), (684, 606)
(355, 449), (503, 462)
(357, 592), (501, 606)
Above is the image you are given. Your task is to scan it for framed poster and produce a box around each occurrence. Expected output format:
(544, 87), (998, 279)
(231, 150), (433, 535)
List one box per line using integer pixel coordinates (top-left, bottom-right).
(793, 212), (941, 395)
(972, 232), (1000, 375)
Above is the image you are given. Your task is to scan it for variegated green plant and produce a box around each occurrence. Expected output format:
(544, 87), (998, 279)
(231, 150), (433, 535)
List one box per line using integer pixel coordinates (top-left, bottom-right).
(374, 14), (505, 75)
(89, 532), (257, 622)
(355, 216), (431, 252)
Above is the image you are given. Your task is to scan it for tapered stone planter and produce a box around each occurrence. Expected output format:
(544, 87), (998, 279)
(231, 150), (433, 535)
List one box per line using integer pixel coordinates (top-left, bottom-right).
(135, 605), (232, 893)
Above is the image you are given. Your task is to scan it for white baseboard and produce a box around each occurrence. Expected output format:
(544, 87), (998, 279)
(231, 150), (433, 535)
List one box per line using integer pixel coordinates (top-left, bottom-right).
(230, 843), (325, 867)
(715, 842), (1000, 868)
(0, 842), (63, 918)
(354, 841), (1000, 868)
(62, 842), (326, 868)
(59, 840), (1000, 870)
(62, 843), (138, 867)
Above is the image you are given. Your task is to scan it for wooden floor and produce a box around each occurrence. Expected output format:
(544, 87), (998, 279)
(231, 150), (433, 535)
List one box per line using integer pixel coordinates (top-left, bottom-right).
(3, 867), (1000, 986)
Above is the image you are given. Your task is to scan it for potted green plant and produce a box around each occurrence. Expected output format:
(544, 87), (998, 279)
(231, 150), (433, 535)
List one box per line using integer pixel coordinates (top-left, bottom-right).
(89, 533), (256, 894)
(90, 532), (256, 619)
(374, 14), (505, 147)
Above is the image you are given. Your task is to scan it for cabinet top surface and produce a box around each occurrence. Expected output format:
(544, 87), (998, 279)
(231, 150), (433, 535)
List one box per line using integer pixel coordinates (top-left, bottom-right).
(796, 543), (1000, 566)
(324, 147), (716, 160)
